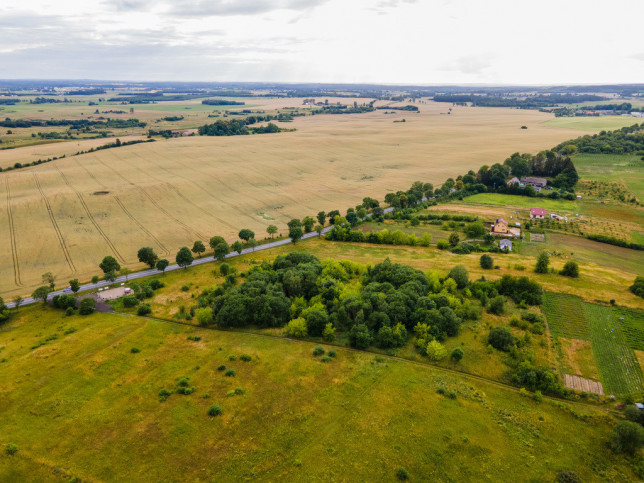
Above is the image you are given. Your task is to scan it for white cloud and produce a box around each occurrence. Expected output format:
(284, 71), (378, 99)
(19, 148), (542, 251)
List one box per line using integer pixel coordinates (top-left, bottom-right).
(0, 0), (642, 83)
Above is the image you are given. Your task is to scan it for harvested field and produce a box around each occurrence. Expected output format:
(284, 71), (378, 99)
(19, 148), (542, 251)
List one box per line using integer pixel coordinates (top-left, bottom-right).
(563, 374), (604, 395)
(0, 101), (590, 297)
(530, 233), (545, 242)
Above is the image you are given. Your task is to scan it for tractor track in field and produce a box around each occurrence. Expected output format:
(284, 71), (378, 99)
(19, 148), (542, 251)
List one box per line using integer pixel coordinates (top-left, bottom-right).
(113, 195), (170, 257)
(4, 176), (23, 287)
(91, 155), (206, 241)
(54, 164), (126, 264)
(116, 312), (619, 416)
(32, 173), (76, 273)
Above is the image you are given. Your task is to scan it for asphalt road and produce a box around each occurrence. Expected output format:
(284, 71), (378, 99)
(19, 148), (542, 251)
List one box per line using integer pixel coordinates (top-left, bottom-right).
(5, 203), (406, 309)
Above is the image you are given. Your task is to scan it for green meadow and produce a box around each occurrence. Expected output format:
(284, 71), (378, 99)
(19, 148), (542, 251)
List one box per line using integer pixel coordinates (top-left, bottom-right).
(0, 305), (637, 482)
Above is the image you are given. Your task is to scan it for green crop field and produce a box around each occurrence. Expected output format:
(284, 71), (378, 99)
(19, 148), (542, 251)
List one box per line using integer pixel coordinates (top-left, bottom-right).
(544, 116), (641, 131)
(461, 193), (578, 212)
(0, 305), (636, 481)
(543, 293), (644, 394)
(542, 293), (589, 339)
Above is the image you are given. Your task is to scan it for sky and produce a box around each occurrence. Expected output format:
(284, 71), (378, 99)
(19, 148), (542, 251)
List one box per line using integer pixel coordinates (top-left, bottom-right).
(0, 0), (643, 85)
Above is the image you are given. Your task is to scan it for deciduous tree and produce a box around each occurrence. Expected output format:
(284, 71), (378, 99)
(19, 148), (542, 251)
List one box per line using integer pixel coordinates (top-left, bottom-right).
(266, 225), (278, 239)
(99, 256), (120, 274)
(238, 229), (255, 242)
(137, 247), (158, 267)
(192, 241), (206, 258)
(156, 259), (169, 273)
(176, 247), (194, 268)
(69, 279), (80, 293)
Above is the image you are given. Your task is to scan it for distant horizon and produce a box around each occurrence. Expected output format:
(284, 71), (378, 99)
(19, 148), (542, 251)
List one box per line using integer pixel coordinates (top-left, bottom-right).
(0, 79), (643, 89)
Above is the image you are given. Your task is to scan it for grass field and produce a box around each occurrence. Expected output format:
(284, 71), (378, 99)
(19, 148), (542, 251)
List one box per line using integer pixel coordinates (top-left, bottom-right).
(543, 293), (644, 394)
(460, 193), (579, 212)
(544, 116), (642, 131)
(0, 101), (591, 298)
(573, 153), (644, 201)
(0, 305), (636, 481)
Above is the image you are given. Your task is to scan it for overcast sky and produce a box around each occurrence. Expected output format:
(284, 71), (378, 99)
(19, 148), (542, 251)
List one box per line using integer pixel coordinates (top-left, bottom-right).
(1, 0), (642, 84)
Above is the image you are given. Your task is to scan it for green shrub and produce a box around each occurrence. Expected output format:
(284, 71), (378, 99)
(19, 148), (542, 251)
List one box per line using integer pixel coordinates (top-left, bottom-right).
(560, 260), (579, 278)
(313, 346), (325, 356)
(78, 297), (96, 315)
(611, 421), (644, 454)
(396, 467), (409, 480)
(178, 377), (190, 387)
(176, 386), (195, 395)
(436, 240), (449, 250)
(5, 443), (18, 455)
(447, 390), (457, 399)
(65, 307), (75, 316)
(321, 356), (331, 363)
(488, 326), (515, 352)
(130, 347), (140, 354)
(122, 295), (140, 307)
(450, 347), (464, 362)
(328, 349), (337, 358)
(487, 296), (505, 315)
(480, 254), (493, 269)
(91, 276), (99, 284)
(137, 304), (151, 316)
(228, 354), (237, 361)
(436, 386), (446, 395)
(234, 387), (245, 395)
(159, 388), (172, 402)
(181, 285), (190, 291)
(240, 354), (251, 362)
(217, 365), (226, 371)
(555, 470), (580, 483)
(226, 390), (235, 397)
(225, 369), (236, 377)
(208, 404), (222, 416)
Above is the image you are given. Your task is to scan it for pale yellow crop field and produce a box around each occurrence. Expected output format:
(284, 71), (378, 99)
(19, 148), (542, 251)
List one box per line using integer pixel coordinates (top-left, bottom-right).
(0, 101), (589, 297)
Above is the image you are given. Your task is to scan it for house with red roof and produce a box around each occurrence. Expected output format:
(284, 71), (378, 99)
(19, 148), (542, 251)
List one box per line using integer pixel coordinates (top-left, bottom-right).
(530, 208), (546, 219)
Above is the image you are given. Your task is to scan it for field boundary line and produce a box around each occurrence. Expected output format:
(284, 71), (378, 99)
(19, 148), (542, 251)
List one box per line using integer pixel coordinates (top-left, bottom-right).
(53, 164), (126, 263)
(4, 176), (23, 287)
(32, 172), (76, 273)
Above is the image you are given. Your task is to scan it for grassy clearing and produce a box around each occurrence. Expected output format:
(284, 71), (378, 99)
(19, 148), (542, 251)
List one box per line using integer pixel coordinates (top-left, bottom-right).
(0, 101), (589, 297)
(573, 153), (644, 201)
(544, 116), (641, 131)
(461, 193), (578, 212)
(543, 293), (644, 394)
(0, 305), (636, 481)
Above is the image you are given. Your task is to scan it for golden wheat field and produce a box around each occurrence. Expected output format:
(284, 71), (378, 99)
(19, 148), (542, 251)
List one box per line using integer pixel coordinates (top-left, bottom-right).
(0, 101), (588, 297)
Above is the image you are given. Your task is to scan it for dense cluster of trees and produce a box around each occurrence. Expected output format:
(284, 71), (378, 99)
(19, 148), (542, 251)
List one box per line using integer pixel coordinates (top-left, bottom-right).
(630, 277), (644, 299)
(197, 119), (287, 136)
(194, 255), (488, 354)
(0, 118), (145, 129)
(554, 123), (644, 155)
(375, 105), (419, 111)
(433, 94), (605, 108)
(201, 99), (245, 105)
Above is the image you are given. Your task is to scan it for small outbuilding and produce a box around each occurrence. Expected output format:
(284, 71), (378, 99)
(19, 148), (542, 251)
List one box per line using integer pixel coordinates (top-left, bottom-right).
(500, 239), (513, 251)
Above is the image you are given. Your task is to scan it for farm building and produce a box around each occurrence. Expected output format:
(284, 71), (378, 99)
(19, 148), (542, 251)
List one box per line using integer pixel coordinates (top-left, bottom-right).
(508, 227), (521, 238)
(507, 177), (520, 187)
(520, 177), (547, 189)
(491, 218), (508, 234)
(500, 239), (513, 251)
(530, 208), (546, 219)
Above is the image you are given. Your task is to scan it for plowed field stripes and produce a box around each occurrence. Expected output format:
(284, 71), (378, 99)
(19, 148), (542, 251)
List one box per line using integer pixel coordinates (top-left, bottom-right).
(4, 177), (23, 287)
(53, 164), (126, 263)
(32, 173), (76, 273)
